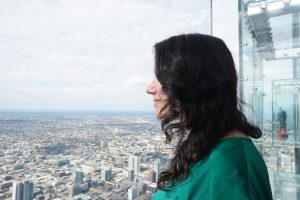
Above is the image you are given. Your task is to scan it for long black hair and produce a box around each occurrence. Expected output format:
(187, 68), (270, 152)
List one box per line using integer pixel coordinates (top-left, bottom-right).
(154, 33), (261, 190)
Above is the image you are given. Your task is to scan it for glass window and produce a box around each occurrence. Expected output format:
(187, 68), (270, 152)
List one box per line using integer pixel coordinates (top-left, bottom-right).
(240, 0), (300, 199)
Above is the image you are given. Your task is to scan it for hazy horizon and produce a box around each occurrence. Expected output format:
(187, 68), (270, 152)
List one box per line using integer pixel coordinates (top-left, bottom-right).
(0, 108), (154, 113)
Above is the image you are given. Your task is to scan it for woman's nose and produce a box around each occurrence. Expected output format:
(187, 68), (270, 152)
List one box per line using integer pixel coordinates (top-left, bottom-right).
(146, 80), (156, 95)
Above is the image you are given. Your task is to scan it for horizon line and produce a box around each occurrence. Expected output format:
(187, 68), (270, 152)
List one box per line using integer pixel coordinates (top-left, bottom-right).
(0, 109), (153, 113)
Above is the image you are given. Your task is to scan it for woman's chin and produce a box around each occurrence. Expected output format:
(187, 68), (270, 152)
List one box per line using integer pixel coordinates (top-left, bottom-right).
(155, 110), (170, 119)
(155, 111), (162, 118)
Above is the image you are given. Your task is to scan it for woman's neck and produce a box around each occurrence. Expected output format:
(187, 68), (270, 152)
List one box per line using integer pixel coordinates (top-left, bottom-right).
(222, 130), (249, 140)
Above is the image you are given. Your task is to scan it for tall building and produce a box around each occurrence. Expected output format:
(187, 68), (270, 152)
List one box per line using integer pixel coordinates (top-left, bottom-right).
(148, 171), (156, 183)
(73, 171), (84, 196)
(22, 180), (33, 200)
(80, 182), (89, 192)
(101, 167), (112, 181)
(75, 171), (84, 186)
(72, 186), (81, 197)
(128, 155), (140, 175)
(128, 185), (139, 200)
(154, 159), (161, 182)
(12, 182), (23, 200)
(128, 155), (134, 171)
(12, 180), (33, 200)
(128, 169), (134, 181)
(138, 182), (147, 195)
(134, 156), (140, 175)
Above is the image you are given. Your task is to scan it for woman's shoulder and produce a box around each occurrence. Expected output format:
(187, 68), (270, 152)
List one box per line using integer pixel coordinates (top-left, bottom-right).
(212, 130), (256, 154)
(212, 136), (253, 152)
(207, 137), (272, 199)
(152, 137), (271, 200)
(209, 137), (255, 174)
(208, 136), (270, 191)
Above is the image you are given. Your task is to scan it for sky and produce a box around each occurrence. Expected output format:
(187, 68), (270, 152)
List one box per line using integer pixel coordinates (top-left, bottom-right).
(0, 0), (212, 111)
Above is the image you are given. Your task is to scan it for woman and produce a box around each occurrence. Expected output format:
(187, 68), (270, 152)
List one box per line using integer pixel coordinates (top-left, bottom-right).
(146, 34), (272, 200)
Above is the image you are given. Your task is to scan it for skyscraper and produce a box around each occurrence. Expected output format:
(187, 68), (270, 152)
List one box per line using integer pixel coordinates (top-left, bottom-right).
(75, 171), (84, 186)
(101, 167), (112, 181)
(128, 155), (140, 176)
(22, 180), (33, 200)
(128, 185), (139, 200)
(12, 182), (23, 200)
(12, 180), (33, 200)
(73, 171), (84, 196)
(128, 169), (134, 181)
(133, 156), (140, 175)
(154, 159), (161, 183)
(128, 155), (134, 171)
(148, 171), (156, 183)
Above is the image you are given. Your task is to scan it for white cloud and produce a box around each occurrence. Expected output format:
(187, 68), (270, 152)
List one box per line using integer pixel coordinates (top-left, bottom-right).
(0, 0), (212, 110)
(126, 76), (151, 87)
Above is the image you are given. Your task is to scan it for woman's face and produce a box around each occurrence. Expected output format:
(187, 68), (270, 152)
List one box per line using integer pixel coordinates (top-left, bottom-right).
(146, 77), (169, 118)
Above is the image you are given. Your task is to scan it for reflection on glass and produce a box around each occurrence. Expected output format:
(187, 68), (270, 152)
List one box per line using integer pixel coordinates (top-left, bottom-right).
(240, 0), (300, 199)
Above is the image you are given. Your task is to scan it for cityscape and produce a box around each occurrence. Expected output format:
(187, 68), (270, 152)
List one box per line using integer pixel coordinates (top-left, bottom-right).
(1, 0), (299, 199)
(0, 111), (298, 200)
(0, 111), (175, 200)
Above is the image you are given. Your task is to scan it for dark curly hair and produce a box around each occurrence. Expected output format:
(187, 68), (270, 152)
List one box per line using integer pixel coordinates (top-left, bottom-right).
(154, 33), (262, 191)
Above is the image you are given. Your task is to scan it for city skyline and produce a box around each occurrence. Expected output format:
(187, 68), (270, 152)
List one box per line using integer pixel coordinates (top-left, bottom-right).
(0, 111), (169, 199)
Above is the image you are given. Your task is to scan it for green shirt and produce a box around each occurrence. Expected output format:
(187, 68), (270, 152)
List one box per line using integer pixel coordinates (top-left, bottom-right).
(152, 137), (273, 200)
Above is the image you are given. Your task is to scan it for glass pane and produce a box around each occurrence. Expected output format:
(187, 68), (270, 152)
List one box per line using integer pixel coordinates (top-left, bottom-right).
(240, 0), (300, 199)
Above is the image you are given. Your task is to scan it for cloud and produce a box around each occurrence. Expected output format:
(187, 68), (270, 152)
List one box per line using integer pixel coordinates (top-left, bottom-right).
(7, 71), (38, 81)
(0, 0), (212, 110)
(126, 76), (151, 87)
(62, 84), (108, 96)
